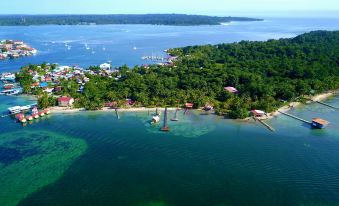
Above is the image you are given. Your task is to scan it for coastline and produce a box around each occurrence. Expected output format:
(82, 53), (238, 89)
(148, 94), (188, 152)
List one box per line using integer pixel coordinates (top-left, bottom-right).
(49, 106), (178, 114)
(44, 90), (338, 118)
(266, 91), (337, 120)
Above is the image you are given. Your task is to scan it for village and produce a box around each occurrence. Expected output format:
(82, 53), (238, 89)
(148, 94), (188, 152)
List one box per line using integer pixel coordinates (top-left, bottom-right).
(0, 40), (37, 60)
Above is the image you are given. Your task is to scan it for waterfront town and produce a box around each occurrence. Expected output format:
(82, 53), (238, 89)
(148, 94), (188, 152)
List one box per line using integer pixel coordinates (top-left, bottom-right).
(0, 40), (37, 60)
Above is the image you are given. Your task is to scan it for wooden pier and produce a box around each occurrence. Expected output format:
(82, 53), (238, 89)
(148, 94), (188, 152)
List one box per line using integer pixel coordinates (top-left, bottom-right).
(278, 111), (311, 124)
(253, 117), (275, 132)
(314, 101), (339, 111)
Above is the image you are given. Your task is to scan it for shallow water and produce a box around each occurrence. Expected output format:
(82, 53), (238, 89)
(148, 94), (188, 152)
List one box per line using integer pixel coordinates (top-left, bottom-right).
(0, 95), (338, 206)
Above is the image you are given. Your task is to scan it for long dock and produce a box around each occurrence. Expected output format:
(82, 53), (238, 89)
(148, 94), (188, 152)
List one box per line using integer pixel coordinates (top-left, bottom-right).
(253, 117), (275, 132)
(278, 111), (311, 124)
(314, 101), (339, 111)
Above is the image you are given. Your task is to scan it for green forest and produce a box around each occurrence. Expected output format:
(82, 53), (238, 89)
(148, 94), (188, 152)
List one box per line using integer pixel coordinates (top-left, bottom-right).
(0, 14), (261, 26)
(17, 31), (339, 119)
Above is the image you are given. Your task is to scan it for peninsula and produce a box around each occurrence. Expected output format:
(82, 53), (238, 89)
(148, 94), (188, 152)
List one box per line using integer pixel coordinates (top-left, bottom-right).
(11, 30), (339, 119)
(0, 14), (262, 26)
(0, 40), (37, 60)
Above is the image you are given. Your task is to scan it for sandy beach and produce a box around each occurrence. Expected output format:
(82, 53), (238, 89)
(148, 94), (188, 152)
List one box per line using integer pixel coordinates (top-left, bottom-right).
(48, 91), (337, 118)
(266, 91), (337, 120)
(49, 106), (178, 114)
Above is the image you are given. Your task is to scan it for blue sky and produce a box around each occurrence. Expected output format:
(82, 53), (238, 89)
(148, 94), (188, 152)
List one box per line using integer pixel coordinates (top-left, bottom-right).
(1, 0), (339, 17)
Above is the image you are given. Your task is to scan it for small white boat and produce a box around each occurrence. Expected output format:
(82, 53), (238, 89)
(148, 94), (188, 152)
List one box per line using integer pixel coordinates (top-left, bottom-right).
(152, 115), (160, 124)
(8, 106), (22, 114)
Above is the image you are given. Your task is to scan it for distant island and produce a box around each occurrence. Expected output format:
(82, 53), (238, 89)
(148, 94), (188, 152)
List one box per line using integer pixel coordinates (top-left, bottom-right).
(0, 14), (263, 26)
(11, 30), (339, 119)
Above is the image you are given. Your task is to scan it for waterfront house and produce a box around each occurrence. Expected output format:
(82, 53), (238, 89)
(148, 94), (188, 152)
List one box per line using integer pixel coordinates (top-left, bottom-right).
(58, 96), (74, 107)
(224, 86), (239, 94)
(251, 110), (266, 117)
(185, 103), (194, 109)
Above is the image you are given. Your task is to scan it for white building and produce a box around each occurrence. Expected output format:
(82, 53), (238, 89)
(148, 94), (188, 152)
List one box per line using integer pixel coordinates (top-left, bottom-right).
(100, 63), (111, 70)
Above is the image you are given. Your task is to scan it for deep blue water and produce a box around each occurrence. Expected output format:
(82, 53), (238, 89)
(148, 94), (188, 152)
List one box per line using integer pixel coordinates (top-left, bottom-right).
(0, 18), (339, 71)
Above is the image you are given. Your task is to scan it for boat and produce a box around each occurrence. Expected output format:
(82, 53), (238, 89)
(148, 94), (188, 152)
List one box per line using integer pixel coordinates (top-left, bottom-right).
(1, 73), (16, 82)
(8, 104), (33, 114)
(160, 108), (170, 132)
(44, 109), (51, 115)
(15, 113), (27, 123)
(33, 113), (40, 119)
(3, 84), (14, 89)
(8, 106), (22, 114)
(311, 118), (329, 129)
(152, 115), (160, 124)
(1, 88), (22, 95)
(133, 46), (137, 50)
(171, 109), (179, 121)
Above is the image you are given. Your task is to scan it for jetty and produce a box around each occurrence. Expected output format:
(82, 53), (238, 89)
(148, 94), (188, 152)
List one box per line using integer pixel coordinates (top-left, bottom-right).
(160, 108), (170, 132)
(278, 111), (311, 124)
(313, 100), (339, 111)
(171, 109), (179, 121)
(253, 117), (275, 132)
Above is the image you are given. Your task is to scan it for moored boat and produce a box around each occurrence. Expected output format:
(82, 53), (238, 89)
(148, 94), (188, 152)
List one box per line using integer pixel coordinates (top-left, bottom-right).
(3, 84), (14, 89)
(26, 115), (33, 121)
(15, 113), (27, 123)
(8, 106), (22, 114)
(44, 109), (51, 115)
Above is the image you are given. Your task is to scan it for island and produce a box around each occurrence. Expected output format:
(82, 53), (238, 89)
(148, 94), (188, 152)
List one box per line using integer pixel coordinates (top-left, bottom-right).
(8, 30), (339, 119)
(0, 40), (37, 60)
(0, 14), (262, 26)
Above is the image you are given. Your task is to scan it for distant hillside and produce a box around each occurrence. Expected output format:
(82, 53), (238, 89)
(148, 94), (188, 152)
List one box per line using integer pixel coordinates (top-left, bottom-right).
(0, 14), (263, 26)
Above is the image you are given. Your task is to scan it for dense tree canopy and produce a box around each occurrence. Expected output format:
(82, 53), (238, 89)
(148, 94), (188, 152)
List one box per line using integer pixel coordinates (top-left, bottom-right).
(0, 14), (261, 26)
(17, 31), (339, 118)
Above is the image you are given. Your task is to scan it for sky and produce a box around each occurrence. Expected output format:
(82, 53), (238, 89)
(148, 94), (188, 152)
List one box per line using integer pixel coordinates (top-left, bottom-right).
(1, 0), (339, 17)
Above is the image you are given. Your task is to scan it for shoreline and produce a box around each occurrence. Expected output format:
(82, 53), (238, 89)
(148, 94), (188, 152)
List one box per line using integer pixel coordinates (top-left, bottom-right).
(49, 106), (178, 114)
(265, 91), (337, 120)
(38, 90), (338, 118)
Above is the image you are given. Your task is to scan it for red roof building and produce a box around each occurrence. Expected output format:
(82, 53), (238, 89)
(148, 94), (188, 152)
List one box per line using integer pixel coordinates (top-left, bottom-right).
(58, 96), (74, 107)
(185, 103), (194, 109)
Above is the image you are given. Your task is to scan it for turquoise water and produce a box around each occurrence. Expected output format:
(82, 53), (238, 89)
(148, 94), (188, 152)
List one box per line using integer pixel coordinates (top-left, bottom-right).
(0, 18), (339, 205)
(0, 95), (338, 206)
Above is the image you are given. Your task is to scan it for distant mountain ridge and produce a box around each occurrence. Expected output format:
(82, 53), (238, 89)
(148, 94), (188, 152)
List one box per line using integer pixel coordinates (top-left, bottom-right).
(0, 14), (263, 26)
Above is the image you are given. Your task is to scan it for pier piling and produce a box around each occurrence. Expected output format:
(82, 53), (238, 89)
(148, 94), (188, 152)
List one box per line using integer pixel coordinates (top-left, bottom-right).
(115, 109), (120, 119)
